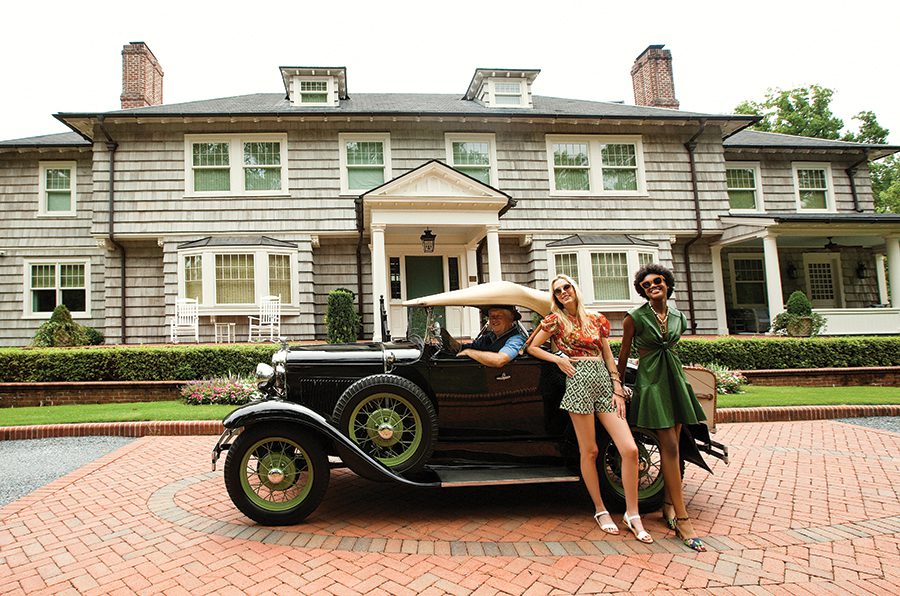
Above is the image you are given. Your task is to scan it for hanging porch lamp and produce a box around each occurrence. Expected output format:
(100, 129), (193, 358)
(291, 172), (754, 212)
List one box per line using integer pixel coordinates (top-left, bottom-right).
(420, 229), (436, 253)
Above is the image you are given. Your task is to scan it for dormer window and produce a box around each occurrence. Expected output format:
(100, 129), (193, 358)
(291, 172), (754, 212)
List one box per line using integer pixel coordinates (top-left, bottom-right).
(298, 80), (329, 104)
(280, 67), (347, 107)
(463, 68), (539, 109)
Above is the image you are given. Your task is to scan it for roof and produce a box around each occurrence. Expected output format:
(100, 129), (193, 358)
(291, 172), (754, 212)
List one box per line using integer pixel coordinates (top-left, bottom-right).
(403, 281), (553, 316)
(546, 234), (657, 248)
(177, 236), (297, 249)
(723, 212), (900, 225)
(725, 129), (900, 160)
(0, 131), (90, 148)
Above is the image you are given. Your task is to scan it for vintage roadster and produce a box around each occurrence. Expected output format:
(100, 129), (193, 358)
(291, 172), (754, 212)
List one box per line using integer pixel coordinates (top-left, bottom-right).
(212, 281), (728, 525)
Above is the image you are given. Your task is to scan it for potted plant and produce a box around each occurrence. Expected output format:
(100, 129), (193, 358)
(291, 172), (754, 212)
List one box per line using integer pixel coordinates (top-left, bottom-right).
(770, 290), (827, 337)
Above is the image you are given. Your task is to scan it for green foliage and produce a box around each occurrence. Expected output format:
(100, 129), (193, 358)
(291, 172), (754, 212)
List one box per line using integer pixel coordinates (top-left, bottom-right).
(325, 288), (360, 343)
(31, 305), (90, 347)
(842, 111), (890, 144)
(180, 374), (258, 405)
(0, 344), (278, 382)
(84, 327), (105, 345)
(870, 155), (900, 214)
(785, 290), (813, 315)
(769, 291), (827, 336)
(736, 85), (844, 139)
(697, 362), (748, 394)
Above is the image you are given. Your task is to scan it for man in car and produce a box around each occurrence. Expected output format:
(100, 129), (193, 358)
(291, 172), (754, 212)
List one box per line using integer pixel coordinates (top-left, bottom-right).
(441, 305), (526, 368)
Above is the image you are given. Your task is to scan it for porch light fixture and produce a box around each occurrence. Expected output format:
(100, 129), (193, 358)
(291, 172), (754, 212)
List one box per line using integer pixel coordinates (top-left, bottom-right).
(786, 262), (798, 280)
(420, 229), (436, 253)
(856, 261), (869, 280)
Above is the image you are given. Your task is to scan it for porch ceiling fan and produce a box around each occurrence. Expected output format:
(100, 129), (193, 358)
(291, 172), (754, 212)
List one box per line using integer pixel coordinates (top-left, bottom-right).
(822, 237), (865, 251)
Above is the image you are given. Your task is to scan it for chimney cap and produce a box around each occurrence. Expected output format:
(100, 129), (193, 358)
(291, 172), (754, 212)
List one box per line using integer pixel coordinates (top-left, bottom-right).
(635, 44), (668, 61)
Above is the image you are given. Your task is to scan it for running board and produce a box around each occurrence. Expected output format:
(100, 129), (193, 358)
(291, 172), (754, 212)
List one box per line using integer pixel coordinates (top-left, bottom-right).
(433, 466), (580, 487)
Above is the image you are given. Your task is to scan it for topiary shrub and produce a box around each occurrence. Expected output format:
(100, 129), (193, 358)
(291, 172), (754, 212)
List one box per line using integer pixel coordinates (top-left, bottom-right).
(770, 290), (827, 336)
(325, 288), (361, 343)
(31, 305), (90, 347)
(84, 326), (105, 345)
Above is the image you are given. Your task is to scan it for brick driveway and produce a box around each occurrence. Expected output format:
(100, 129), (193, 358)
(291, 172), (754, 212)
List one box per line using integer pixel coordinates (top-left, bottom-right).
(1, 420), (898, 595)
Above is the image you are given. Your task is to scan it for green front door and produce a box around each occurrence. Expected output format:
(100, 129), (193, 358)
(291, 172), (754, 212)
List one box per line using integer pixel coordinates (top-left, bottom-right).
(405, 256), (445, 336)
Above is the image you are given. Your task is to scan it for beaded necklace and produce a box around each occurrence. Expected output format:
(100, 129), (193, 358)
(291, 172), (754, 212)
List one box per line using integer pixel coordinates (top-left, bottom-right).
(650, 302), (669, 333)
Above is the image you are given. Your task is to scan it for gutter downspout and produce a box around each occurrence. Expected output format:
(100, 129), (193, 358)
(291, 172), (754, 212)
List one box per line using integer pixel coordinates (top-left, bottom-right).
(846, 151), (869, 213)
(682, 120), (707, 334)
(97, 116), (126, 344)
(354, 197), (365, 339)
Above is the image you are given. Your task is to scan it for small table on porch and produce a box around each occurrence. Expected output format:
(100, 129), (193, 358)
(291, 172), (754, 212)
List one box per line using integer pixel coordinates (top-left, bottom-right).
(214, 322), (236, 343)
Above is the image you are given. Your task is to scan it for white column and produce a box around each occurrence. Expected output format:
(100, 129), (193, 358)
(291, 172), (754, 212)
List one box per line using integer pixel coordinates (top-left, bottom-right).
(370, 224), (387, 342)
(465, 242), (480, 336)
(710, 244), (728, 335)
(762, 233), (785, 326)
(485, 225), (502, 282)
(875, 253), (889, 305)
(886, 237), (900, 308)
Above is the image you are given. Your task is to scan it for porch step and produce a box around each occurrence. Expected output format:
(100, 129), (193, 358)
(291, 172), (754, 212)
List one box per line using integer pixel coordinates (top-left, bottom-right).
(431, 465), (579, 487)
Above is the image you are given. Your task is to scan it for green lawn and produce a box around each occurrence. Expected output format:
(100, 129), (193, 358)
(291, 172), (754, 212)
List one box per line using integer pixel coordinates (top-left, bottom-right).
(1, 385), (898, 426)
(718, 385), (900, 408)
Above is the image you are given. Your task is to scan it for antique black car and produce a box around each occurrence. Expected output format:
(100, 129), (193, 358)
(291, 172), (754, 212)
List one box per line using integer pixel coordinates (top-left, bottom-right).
(212, 281), (728, 525)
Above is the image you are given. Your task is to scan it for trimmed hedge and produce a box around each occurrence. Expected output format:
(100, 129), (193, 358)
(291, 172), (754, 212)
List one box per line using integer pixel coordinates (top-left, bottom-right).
(0, 345), (278, 383)
(0, 336), (897, 383)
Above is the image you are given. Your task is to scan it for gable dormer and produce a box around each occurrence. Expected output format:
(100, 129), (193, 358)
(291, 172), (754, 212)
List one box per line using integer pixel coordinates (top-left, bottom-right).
(280, 66), (348, 107)
(463, 68), (540, 109)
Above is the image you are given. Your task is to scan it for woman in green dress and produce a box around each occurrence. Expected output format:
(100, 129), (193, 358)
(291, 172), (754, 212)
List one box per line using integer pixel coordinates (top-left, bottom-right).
(617, 264), (707, 552)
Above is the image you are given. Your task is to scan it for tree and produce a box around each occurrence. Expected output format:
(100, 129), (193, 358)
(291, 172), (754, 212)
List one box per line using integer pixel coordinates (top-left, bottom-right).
(735, 85), (843, 139)
(842, 111), (889, 144)
(870, 156), (900, 213)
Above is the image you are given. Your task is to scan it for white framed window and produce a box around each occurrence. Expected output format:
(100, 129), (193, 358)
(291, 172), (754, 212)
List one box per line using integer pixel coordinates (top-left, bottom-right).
(725, 162), (764, 211)
(185, 134), (288, 196)
(38, 161), (77, 216)
(445, 133), (498, 186)
(298, 79), (330, 104)
(177, 249), (297, 309)
(23, 259), (90, 318)
(792, 162), (835, 212)
(546, 135), (646, 196)
(548, 246), (659, 308)
(480, 78), (531, 108)
(728, 254), (767, 307)
(339, 133), (392, 194)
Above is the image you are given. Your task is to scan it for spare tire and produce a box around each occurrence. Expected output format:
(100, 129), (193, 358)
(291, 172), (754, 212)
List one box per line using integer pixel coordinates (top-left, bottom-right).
(333, 374), (437, 474)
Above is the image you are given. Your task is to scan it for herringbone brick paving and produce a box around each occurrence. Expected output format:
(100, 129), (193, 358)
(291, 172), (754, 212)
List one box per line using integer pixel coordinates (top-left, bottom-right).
(1, 420), (898, 594)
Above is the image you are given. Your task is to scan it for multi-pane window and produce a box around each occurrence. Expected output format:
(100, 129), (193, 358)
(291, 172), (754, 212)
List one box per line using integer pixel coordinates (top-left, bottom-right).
(268, 254), (291, 301)
(38, 162), (76, 214)
(28, 262), (87, 315)
(243, 142), (282, 191)
(298, 80), (328, 103)
(552, 143), (590, 191)
(726, 166), (760, 210)
(807, 262), (836, 302)
(732, 257), (766, 305)
(638, 252), (655, 267)
(448, 257), (461, 292)
(795, 167), (829, 210)
(184, 255), (203, 302)
(547, 136), (644, 194)
(554, 253), (579, 283)
(600, 144), (638, 191)
(340, 134), (391, 193)
(187, 135), (286, 195)
(389, 257), (402, 299)
(591, 253), (629, 300)
(215, 254), (255, 304)
(494, 81), (523, 105)
(451, 142), (491, 184)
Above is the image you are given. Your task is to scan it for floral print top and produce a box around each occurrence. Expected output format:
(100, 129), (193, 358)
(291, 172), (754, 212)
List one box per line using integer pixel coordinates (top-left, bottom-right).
(540, 312), (610, 357)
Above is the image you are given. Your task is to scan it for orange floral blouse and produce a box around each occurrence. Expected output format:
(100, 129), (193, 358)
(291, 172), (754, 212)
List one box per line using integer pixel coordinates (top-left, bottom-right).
(540, 312), (610, 357)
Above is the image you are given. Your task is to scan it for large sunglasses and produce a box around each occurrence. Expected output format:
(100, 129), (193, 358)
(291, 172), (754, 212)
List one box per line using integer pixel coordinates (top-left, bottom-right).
(553, 283), (573, 296)
(640, 276), (665, 289)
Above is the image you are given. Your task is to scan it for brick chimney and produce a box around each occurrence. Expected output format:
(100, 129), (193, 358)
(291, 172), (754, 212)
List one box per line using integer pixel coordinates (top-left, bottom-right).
(120, 42), (164, 109)
(631, 44), (679, 110)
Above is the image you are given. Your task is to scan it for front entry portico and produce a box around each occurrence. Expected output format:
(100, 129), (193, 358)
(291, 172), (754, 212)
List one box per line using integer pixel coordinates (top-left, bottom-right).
(360, 161), (514, 341)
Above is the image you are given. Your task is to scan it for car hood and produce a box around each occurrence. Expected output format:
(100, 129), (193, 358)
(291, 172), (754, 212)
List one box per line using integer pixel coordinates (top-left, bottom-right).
(285, 340), (421, 366)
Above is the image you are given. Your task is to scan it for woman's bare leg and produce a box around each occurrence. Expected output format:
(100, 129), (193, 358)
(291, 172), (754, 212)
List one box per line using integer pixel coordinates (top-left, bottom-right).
(569, 412), (614, 527)
(598, 412), (647, 536)
(656, 426), (699, 539)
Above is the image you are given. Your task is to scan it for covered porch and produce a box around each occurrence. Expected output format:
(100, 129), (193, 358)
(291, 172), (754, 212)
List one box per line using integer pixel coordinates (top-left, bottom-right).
(712, 213), (900, 335)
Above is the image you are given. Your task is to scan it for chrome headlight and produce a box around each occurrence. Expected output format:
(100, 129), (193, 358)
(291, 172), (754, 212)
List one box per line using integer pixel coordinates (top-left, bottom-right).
(271, 349), (287, 365)
(256, 362), (275, 381)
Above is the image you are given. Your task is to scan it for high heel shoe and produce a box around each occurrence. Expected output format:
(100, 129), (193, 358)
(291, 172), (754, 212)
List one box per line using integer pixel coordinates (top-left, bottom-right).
(673, 517), (706, 552)
(622, 513), (653, 544)
(661, 501), (676, 530)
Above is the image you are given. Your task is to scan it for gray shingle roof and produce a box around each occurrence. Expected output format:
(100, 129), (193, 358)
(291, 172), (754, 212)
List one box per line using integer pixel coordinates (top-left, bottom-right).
(725, 129), (899, 154)
(546, 234), (658, 247)
(724, 212), (900, 224)
(0, 131), (89, 147)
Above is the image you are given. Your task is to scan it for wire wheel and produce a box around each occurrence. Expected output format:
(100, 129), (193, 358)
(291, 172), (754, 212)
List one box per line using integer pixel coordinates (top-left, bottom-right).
(597, 428), (668, 512)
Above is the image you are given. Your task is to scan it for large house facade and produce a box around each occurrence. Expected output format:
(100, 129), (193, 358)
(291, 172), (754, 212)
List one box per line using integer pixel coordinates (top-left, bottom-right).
(1, 43), (898, 346)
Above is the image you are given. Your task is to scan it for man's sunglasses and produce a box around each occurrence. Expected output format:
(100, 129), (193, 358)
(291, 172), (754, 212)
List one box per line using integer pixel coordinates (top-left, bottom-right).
(553, 283), (573, 296)
(640, 276), (665, 289)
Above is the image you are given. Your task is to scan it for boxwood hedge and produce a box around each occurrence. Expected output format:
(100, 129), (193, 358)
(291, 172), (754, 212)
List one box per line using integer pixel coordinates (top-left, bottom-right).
(0, 336), (897, 383)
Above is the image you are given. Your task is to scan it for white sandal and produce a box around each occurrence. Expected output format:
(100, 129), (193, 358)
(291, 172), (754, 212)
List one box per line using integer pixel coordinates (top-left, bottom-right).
(593, 510), (619, 535)
(623, 512), (653, 544)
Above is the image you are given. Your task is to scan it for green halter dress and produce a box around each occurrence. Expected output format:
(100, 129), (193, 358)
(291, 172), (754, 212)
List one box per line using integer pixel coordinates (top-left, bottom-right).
(627, 302), (706, 429)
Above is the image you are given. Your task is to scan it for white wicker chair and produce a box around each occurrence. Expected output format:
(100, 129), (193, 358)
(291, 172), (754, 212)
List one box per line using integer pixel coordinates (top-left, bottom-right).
(248, 295), (282, 342)
(169, 298), (199, 343)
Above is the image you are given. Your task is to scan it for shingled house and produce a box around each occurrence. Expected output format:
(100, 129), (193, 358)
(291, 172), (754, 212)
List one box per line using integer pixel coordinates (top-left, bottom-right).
(1, 42), (898, 346)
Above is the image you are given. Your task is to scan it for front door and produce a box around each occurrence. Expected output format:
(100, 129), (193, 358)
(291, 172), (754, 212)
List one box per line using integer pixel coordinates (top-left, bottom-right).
(405, 256), (445, 336)
(804, 254), (843, 308)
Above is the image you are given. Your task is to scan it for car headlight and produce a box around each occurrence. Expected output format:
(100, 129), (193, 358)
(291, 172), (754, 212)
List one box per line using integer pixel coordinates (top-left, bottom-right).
(256, 363), (275, 381)
(271, 349), (287, 365)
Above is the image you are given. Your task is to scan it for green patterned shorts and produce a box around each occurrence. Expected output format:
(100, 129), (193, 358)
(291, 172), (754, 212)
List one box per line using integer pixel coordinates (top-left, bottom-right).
(560, 359), (615, 415)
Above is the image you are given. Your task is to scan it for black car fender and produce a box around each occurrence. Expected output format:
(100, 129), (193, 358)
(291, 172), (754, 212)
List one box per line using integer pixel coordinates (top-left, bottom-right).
(222, 400), (440, 488)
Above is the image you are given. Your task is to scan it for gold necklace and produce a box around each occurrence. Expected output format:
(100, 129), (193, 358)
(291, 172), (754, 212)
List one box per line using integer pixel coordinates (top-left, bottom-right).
(650, 303), (668, 331)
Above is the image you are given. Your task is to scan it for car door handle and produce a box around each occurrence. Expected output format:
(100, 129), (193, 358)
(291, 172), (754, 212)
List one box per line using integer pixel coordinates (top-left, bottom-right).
(495, 372), (511, 381)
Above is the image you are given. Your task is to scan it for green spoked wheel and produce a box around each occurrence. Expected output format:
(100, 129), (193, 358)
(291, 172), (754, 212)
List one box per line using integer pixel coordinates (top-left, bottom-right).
(334, 375), (437, 474)
(224, 424), (329, 525)
(597, 428), (674, 513)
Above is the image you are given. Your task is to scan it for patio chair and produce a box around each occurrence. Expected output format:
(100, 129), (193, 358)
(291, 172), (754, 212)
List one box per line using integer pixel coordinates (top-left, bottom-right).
(169, 298), (199, 343)
(248, 295), (282, 342)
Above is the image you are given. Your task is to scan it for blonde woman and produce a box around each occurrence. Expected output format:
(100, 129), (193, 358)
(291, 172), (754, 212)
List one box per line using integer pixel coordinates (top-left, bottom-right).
(527, 274), (651, 543)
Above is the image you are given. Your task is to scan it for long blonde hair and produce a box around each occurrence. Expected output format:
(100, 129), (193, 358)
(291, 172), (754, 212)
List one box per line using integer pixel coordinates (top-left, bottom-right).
(549, 274), (592, 337)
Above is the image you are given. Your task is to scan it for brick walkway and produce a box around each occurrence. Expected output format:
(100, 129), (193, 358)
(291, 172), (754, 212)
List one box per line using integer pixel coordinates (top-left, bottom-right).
(1, 420), (898, 594)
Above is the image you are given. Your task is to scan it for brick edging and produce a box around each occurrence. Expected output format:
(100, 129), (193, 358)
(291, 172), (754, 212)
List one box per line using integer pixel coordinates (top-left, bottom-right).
(1, 404), (898, 440)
